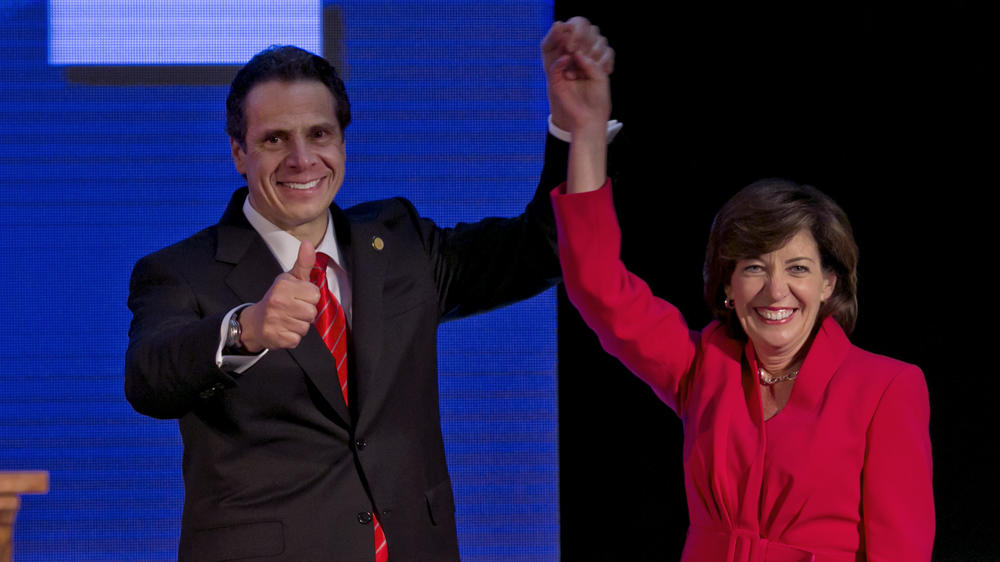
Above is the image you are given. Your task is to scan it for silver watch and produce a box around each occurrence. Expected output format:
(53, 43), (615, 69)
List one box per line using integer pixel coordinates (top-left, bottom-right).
(225, 309), (244, 351)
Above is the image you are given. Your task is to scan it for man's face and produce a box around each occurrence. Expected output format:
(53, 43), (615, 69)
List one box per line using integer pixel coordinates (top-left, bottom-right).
(231, 79), (346, 243)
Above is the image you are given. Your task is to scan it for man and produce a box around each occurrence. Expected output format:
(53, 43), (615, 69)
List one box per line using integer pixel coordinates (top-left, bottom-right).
(125, 18), (613, 561)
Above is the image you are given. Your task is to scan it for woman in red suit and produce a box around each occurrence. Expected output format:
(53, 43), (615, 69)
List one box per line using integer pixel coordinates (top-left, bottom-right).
(547, 47), (934, 560)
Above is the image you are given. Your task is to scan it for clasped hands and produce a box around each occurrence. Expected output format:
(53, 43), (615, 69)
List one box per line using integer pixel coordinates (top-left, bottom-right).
(543, 16), (614, 137)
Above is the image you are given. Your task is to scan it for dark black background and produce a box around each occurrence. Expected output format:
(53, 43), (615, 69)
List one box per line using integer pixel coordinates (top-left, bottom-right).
(553, 2), (995, 560)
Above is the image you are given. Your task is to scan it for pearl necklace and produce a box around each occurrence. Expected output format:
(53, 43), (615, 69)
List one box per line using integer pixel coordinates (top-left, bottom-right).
(758, 367), (799, 385)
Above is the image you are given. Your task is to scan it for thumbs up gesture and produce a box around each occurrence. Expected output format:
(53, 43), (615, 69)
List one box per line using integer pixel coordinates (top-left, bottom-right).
(288, 240), (317, 282)
(239, 241), (322, 352)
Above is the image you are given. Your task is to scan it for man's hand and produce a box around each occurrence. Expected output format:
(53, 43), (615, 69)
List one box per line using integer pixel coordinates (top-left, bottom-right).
(541, 16), (614, 134)
(239, 241), (321, 352)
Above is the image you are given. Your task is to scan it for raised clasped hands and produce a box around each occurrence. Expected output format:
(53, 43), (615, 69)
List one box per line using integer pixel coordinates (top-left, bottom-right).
(238, 241), (321, 352)
(542, 16), (614, 136)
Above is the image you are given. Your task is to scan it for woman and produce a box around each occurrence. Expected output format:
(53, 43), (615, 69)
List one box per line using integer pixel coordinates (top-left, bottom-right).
(548, 50), (934, 560)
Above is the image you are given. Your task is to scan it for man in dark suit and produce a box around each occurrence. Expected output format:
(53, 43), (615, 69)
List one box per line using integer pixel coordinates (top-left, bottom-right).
(125, 18), (613, 561)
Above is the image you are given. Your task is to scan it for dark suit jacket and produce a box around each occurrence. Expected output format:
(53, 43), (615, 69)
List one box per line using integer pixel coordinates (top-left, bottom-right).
(125, 135), (568, 561)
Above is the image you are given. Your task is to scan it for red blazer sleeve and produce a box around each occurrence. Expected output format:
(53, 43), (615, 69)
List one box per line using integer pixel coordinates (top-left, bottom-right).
(551, 181), (698, 413)
(862, 365), (935, 561)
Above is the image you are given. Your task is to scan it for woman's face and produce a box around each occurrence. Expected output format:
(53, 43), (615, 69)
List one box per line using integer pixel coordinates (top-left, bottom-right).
(726, 229), (836, 362)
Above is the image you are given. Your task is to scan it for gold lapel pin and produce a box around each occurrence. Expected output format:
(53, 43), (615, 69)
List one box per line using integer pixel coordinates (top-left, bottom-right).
(371, 236), (385, 251)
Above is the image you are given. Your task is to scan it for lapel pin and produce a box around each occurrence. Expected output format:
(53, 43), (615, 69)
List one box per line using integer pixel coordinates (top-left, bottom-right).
(371, 236), (385, 251)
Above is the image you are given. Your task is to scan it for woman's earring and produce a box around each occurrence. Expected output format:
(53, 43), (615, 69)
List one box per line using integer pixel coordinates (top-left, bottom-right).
(724, 298), (735, 310)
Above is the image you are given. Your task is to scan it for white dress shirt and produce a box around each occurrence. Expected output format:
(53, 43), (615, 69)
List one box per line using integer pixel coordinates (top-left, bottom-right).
(215, 197), (351, 373)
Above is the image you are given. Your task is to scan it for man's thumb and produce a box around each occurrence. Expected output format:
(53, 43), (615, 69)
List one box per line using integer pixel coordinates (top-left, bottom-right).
(291, 240), (316, 281)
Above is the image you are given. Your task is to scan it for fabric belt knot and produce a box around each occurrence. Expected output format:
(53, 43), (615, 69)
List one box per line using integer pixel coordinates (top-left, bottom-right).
(686, 525), (826, 562)
(728, 529), (816, 562)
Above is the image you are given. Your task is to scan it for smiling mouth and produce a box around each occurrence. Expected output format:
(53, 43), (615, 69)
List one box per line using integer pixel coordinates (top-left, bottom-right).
(755, 308), (795, 321)
(280, 178), (322, 190)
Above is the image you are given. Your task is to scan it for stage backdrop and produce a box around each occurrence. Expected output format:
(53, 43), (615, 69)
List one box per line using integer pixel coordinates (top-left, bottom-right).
(0, 1), (559, 559)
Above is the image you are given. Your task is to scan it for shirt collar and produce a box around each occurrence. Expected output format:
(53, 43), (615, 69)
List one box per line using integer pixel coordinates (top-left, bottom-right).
(242, 196), (344, 272)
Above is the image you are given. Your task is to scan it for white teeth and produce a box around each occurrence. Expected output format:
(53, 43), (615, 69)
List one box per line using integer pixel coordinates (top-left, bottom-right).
(758, 308), (793, 320)
(283, 179), (320, 190)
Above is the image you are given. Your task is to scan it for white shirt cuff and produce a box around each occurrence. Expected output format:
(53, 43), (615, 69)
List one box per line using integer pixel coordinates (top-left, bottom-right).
(548, 115), (623, 143)
(216, 304), (268, 374)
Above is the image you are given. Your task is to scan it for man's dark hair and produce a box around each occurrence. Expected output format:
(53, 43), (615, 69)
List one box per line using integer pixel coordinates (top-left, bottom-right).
(226, 45), (351, 147)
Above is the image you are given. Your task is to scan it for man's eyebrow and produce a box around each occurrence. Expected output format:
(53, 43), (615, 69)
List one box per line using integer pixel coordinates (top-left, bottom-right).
(256, 128), (288, 139)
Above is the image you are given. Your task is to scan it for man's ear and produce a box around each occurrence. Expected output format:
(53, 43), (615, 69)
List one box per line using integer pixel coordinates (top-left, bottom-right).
(230, 137), (246, 175)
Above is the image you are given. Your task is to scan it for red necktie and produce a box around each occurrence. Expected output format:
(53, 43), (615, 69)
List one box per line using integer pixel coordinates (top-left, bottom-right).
(310, 252), (349, 404)
(310, 252), (388, 562)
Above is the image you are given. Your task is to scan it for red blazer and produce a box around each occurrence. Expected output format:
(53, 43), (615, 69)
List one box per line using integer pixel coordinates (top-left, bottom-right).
(552, 182), (934, 561)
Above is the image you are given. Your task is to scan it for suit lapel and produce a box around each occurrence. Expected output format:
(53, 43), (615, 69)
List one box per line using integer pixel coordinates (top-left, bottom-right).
(287, 330), (352, 425)
(219, 225), (281, 303)
(341, 210), (387, 420)
(788, 317), (850, 412)
(214, 191), (351, 426)
(753, 317), (851, 534)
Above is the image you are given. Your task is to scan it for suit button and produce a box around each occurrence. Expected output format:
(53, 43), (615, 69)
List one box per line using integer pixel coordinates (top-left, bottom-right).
(355, 439), (367, 450)
(357, 511), (373, 525)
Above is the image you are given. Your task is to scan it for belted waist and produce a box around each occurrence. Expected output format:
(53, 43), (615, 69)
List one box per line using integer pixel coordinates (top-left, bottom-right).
(683, 525), (855, 562)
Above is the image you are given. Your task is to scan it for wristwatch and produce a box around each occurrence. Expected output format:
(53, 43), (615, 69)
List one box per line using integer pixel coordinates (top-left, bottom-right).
(225, 308), (244, 352)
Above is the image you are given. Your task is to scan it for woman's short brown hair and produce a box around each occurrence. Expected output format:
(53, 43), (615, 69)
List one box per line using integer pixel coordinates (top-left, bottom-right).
(703, 178), (859, 337)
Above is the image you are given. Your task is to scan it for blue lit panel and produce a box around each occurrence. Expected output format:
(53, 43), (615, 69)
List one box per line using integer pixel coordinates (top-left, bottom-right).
(48, 0), (321, 65)
(3, 1), (557, 560)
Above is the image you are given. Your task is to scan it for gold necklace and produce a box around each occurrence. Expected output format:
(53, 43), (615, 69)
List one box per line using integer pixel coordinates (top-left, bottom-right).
(758, 367), (799, 385)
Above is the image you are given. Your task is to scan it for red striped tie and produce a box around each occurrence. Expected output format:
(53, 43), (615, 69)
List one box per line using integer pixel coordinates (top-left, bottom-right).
(310, 252), (349, 403)
(310, 252), (388, 561)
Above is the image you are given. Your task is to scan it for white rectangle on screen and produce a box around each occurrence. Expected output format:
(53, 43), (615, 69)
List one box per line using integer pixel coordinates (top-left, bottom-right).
(49, 0), (321, 65)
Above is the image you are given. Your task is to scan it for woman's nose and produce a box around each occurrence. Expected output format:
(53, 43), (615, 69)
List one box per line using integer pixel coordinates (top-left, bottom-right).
(765, 274), (789, 301)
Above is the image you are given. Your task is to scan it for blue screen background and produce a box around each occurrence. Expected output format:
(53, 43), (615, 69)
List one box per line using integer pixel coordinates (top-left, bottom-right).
(0, 1), (558, 559)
